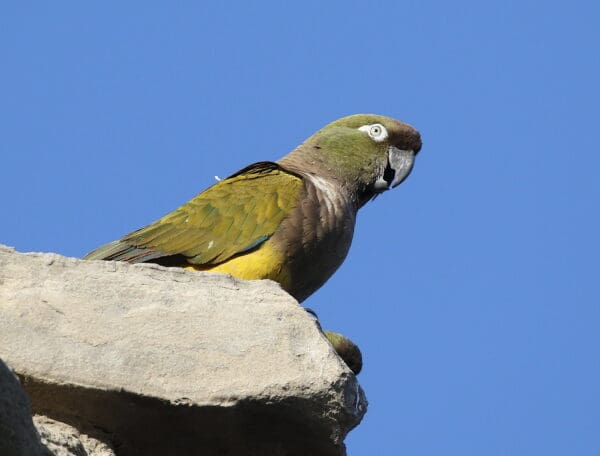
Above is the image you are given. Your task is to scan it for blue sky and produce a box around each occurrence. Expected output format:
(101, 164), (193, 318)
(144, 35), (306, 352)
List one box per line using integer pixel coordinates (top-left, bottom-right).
(2, 2), (599, 454)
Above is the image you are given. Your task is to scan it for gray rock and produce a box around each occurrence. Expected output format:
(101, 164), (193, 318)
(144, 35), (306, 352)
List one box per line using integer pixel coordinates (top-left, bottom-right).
(0, 360), (113, 456)
(0, 359), (45, 456)
(0, 245), (366, 455)
(33, 415), (115, 456)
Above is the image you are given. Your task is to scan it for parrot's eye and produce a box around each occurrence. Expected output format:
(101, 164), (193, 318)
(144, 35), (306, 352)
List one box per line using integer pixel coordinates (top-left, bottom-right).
(358, 123), (388, 142)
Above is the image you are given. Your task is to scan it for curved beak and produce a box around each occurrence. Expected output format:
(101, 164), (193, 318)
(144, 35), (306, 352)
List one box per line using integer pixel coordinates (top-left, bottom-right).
(388, 146), (415, 188)
(372, 146), (417, 197)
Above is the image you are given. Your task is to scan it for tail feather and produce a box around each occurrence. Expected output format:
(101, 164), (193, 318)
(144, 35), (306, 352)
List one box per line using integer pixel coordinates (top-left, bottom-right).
(83, 240), (165, 263)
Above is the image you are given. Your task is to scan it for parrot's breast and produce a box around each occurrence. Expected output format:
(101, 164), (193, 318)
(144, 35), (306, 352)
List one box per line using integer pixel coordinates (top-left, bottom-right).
(188, 174), (356, 303)
(268, 174), (356, 302)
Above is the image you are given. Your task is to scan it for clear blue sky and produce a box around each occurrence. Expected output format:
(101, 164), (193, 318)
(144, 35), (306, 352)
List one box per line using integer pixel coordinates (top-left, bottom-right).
(2, 2), (599, 454)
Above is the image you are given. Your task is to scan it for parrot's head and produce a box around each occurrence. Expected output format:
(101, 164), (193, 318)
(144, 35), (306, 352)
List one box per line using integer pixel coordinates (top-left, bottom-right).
(282, 114), (422, 208)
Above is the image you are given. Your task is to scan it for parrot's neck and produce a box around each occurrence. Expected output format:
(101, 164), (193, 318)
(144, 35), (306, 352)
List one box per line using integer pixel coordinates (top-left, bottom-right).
(278, 145), (378, 211)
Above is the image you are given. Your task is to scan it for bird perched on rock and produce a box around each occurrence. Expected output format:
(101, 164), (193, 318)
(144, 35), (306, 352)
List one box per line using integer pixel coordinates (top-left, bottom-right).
(84, 113), (422, 304)
(85, 114), (421, 374)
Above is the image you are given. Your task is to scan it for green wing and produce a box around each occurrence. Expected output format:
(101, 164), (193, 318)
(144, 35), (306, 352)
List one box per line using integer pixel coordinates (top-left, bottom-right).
(84, 162), (304, 265)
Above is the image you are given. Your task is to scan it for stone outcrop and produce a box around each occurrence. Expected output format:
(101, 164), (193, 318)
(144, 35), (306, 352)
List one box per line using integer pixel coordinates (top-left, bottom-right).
(0, 245), (366, 455)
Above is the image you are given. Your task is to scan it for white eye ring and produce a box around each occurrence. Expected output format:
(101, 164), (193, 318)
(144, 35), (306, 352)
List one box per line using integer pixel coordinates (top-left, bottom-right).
(358, 123), (388, 142)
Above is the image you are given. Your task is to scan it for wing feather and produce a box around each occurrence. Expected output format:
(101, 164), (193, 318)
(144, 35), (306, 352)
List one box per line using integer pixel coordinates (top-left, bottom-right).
(84, 162), (304, 266)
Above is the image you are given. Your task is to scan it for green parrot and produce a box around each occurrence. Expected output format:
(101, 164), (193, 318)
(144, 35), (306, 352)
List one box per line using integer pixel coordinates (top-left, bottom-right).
(84, 113), (422, 304)
(85, 113), (421, 374)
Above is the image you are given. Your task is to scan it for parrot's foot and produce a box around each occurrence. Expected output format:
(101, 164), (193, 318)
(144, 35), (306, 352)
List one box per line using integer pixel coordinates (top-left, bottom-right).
(304, 308), (363, 375)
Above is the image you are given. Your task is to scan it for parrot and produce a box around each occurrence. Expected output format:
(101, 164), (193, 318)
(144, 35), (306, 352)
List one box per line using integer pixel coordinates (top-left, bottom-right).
(84, 113), (421, 300)
(84, 113), (422, 373)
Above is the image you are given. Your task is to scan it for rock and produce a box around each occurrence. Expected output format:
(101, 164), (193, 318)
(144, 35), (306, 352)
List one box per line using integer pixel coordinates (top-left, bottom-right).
(0, 359), (114, 456)
(33, 415), (115, 456)
(0, 245), (366, 455)
(0, 359), (45, 456)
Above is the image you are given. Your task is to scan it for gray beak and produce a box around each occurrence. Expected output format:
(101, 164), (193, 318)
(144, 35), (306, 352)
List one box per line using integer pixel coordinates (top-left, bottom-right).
(389, 146), (415, 188)
(372, 146), (416, 193)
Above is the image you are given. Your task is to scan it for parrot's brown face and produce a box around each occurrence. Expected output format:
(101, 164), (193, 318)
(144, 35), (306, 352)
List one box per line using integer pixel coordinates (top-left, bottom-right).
(287, 114), (422, 208)
(357, 117), (422, 195)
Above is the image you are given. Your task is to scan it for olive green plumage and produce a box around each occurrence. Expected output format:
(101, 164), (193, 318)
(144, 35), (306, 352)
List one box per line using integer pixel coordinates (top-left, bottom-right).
(87, 162), (303, 266)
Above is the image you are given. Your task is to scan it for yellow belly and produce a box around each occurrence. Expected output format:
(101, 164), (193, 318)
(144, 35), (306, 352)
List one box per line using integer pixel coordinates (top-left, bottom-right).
(184, 241), (292, 292)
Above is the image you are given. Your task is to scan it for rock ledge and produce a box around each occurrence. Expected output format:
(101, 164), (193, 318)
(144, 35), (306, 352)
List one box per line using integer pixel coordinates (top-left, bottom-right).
(0, 245), (366, 455)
